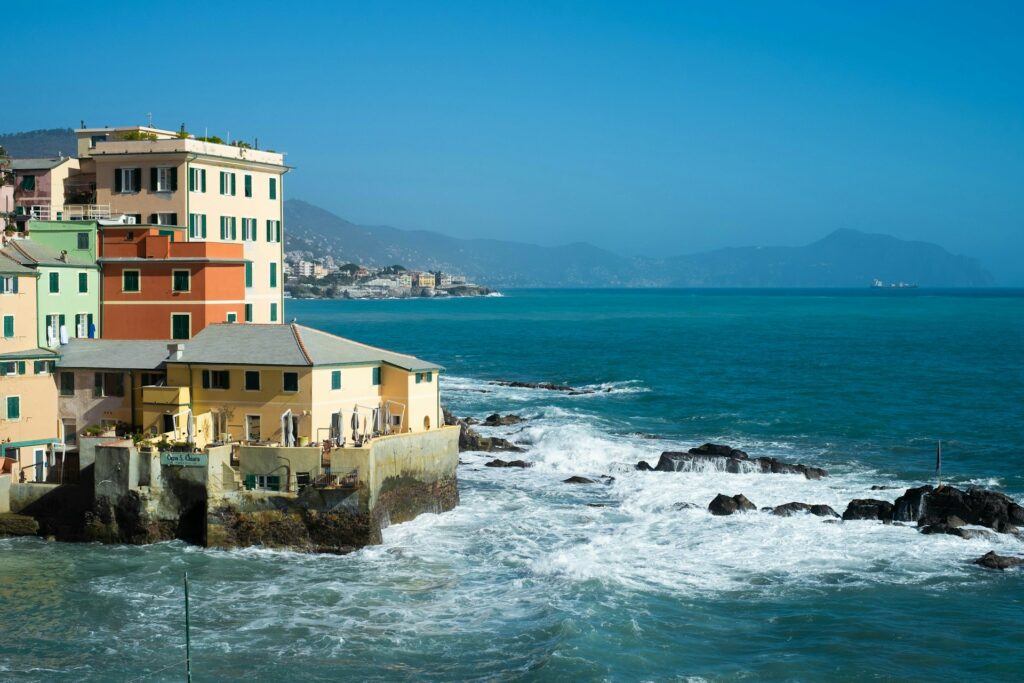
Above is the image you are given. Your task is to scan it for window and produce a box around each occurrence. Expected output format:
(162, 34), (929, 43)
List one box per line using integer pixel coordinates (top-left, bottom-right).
(244, 262), (253, 288)
(270, 263), (277, 288)
(93, 372), (125, 398)
(2, 315), (12, 338)
(122, 270), (140, 292)
(201, 369), (230, 389)
(78, 272), (88, 293)
(269, 177), (277, 200)
(270, 302), (278, 322)
(372, 367), (381, 386)
(0, 276), (18, 294)
(331, 370), (342, 390)
(282, 372), (299, 392)
(244, 304), (253, 322)
(115, 168), (142, 193)
(226, 312), (237, 323)
(172, 270), (191, 293)
(244, 371), (261, 391)
(189, 213), (207, 239)
(242, 218), (258, 241)
(219, 216), (237, 240)
(20, 175), (35, 191)
(59, 372), (75, 396)
(63, 419), (77, 446)
(152, 213), (178, 226)
(5, 396), (20, 420)
(90, 134), (108, 148)
(152, 167), (177, 192)
(0, 361), (14, 375)
(140, 372), (165, 387)
(75, 313), (94, 338)
(189, 168), (207, 193)
(415, 372), (434, 384)
(266, 220), (282, 243)
(219, 171), (236, 196)
(77, 232), (89, 250)
(33, 360), (54, 375)
(244, 174), (252, 198)
(49, 272), (59, 293)
(171, 314), (190, 340)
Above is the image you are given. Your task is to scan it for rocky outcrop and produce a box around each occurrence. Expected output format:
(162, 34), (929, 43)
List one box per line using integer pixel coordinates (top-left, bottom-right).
(708, 493), (756, 515)
(974, 551), (1024, 570)
(490, 380), (603, 395)
(672, 502), (701, 510)
(563, 476), (596, 484)
(483, 413), (524, 427)
(919, 523), (995, 541)
(842, 499), (894, 522)
(635, 443), (827, 479)
(770, 502), (840, 518)
(917, 486), (1024, 532)
(443, 406), (526, 453)
(893, 485), (933, 522)
(0, 513), (40, 537)
(484, 459), (532, 468)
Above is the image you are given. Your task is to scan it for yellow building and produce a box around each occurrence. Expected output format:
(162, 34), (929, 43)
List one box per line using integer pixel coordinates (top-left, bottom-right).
(414, 271), (435, 288)
(71, 125), (289, 326)
(138, 323), (442, 448)
(0, 253), (60, 482)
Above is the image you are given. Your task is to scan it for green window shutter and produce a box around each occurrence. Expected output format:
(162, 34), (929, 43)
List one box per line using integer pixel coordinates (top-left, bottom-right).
(244, 175), (252, 197)
(331, 370), (341, 390)
(219, 172), (225, 194)
(171, 168), (178, 192)
(202, 370), (211, 389)
(201, 169), (207, 192)
(416, 373), (422, 384)
(79, 272), (88, 293)
(245, 262), (253, 287)
(33, 361), (42, 374)
(201, 214), (207, 238)
(275, 221), (281, 243)
(59, 314), (66, 328)
(270, 263), (277, 288)
(150, 168), (158, 191)
(266, 220), (272, 241)
(173, 271), (190, 292)
(115, 171), (123, 192)
(2, 316), (13, 338)
(171, 315), (189, 340)
(372, 367), (381, 386)
(245, 304), (253, 322)
(231, 217), (237, 240)
(231, 174), (236, 196)
(169, 213), (178, 226)
(6, 396), (19, 420)
(94, 372), (103, 397)
(49, 272), (59, 293)
(244, 474), (256, 490)
(267, 475), (281, 491)
(189, 168), (195, 192)
(270, 303), (278, 322)
(17, 361), (26, 375)
(270, 177), (277, 200)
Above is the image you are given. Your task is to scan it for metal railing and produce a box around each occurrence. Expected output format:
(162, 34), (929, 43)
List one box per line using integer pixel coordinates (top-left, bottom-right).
(63, 204), (112, 220)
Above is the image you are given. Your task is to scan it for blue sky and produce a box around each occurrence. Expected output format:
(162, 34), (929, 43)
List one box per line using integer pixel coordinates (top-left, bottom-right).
(7, 1), (1023, 281)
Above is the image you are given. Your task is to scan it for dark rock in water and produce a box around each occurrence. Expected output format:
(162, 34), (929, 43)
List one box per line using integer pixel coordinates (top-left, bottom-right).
(771, 502), (840, 518)
(587, 503), (611, 508)
(443, 405), (526, 453)
(974, 551), (1024, 570)
(946, 515), (966, 528)
(871, 485), (899, 490)
(672, 502), (701, 511)
(842, 499), (895, 522)
(635, 461), (654, 471)
(919, 523), (996, 541)
(464, 417), (480, 425)
(563, 476), (596, 484)
(629, 432), (661, 440)
(483, 413), (525, 427)
(893, 485), (933, 522)
(490, 380), (593, 394)
(892, 485), (1024, 532)
(635, 443), (827, 479)
(442, 405), (459, 426)
(600, 475), (616, 484)
(484, 459), (532, 468)
(709, 493), (756, 516)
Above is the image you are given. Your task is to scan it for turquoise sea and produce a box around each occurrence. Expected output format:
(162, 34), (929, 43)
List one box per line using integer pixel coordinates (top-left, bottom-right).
(2, 289), (1023, 681)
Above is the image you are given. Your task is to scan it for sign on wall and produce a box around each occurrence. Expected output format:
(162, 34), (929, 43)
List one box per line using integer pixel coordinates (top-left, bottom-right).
(160, 452), (208, 467)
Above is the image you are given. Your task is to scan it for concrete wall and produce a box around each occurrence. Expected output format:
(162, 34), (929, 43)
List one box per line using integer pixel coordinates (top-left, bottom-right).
(0, 473), (10, 513)
(9, 482), (61, 513)
(238, 445), (321, 492)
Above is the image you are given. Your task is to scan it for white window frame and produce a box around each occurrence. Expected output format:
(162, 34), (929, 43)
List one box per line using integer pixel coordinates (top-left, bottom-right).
(155, 213), (176, 226)
(155, 167), (174, 192)
(119, 168), (137, 193)
(75, 313), (89, 338)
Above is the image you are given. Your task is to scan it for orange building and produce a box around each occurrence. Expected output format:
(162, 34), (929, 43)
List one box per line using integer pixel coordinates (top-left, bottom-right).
(99, 226), (248, 340)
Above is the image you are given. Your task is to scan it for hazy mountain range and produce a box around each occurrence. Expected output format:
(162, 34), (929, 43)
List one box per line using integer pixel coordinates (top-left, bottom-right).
(285, 199), (994, 287)
(0, 128), (995, 287)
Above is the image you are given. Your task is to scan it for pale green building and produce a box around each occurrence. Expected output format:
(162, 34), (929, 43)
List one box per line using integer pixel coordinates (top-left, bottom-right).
(24, 219), (100, 262)
(0, 239), (101, 348)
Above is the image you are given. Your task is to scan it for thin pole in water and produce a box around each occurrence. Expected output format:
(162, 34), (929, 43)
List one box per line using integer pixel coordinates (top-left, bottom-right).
(936, 440), (942, 489)
(184, 572), (192, 683)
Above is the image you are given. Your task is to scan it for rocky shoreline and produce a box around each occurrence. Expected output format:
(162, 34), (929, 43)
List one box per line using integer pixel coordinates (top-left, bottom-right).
(443, 405), (1024, 572)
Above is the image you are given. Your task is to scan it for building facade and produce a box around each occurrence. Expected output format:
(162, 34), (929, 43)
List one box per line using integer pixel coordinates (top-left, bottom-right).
(9, 157), (82, 222)
(73, 126), (288, 324)
(99, 226), (247, 339)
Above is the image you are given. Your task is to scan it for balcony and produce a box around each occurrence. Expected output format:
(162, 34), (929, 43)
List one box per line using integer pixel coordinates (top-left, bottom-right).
(63, 204), (112, 220)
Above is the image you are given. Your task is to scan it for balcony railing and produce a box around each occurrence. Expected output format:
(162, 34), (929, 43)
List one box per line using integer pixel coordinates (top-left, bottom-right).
(63, 204), (112, 220)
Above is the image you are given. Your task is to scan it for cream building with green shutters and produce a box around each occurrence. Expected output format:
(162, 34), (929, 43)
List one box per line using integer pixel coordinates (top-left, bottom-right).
(72, 126), (288, 327)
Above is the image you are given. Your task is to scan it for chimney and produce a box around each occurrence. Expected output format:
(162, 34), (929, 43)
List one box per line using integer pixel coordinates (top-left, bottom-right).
(59, 250), (68, 262)
(167, 343), (184, 360)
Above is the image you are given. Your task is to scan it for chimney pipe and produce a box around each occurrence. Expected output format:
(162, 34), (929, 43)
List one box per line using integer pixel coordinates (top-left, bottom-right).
(167, 343), (185, 360)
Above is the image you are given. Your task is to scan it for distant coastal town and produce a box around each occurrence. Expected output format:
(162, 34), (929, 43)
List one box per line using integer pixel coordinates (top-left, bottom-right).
(284, 252), (495, 299)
